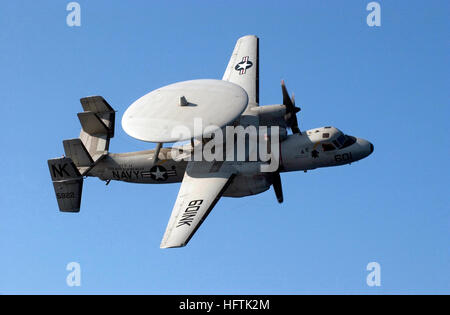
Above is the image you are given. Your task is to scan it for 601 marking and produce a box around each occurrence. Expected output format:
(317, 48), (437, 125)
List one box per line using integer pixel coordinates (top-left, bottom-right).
(334, 152), (353, 162)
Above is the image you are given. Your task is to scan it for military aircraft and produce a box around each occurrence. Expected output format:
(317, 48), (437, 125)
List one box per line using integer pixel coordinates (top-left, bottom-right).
(48, 35), (373, 248)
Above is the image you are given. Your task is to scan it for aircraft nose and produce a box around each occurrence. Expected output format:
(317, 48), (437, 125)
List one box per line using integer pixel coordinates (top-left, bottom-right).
(354, 138), (373, 160)
(361, 139), (374, 158)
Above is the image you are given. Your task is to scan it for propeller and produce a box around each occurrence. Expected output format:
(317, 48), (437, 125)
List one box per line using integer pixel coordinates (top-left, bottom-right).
(272, 172), (283, 203)
(281, 80), (301, 134)
(269, 80), (300, 203)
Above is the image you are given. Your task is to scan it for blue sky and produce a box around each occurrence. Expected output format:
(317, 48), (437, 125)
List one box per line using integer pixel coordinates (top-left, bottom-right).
(0, 0), (448, 294)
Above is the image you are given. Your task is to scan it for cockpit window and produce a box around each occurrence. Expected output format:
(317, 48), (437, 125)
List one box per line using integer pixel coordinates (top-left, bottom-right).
(337, 135), (346, 146)
(333, 140), (341, 148)
(322, 143), (336, 151)
(341, 135), (357, 148)
(322, 133), (330, 139)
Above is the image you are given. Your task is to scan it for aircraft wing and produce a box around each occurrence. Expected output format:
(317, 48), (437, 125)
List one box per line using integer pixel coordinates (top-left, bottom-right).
(222, 35), (259, 107)
(160, 162), (235, 248)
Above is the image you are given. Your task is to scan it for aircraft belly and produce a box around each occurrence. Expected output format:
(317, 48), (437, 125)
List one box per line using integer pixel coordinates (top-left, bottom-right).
(223, 174), (271, 197)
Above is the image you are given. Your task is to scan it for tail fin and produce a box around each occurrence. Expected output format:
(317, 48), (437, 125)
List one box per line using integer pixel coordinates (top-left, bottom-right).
(63, 138), (94, 175)
(48, 157), (83, 212)
(78, 96), (115, 162)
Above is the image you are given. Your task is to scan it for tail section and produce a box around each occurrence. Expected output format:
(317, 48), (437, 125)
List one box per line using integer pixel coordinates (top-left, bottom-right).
(48, 96), (115, 212)
(48, 157), (83, 212)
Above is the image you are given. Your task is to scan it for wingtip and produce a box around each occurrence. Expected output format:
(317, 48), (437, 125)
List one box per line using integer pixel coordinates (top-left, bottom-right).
(160, 240), (187, 249)
(160, 244), (186, 249)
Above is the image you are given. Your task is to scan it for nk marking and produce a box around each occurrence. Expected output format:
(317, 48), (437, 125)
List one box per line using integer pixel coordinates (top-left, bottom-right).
(50, 162), (79, 178)
(51, 163), (70, 178)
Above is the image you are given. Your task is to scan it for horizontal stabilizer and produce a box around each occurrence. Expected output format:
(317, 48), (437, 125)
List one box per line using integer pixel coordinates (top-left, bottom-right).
(80, 95), (114, 113)
(48, 157), (83, 212)
(77, 112), (109, 136)
(78, 96), (115, 162)
(79, 96), (115, 138)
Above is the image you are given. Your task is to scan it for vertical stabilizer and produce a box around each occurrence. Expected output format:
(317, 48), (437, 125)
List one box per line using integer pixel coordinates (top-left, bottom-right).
(47, 157), (83, 212)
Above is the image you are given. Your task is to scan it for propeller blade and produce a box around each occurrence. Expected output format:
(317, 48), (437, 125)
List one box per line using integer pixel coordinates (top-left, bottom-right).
(281, 80), (293, 108)
(291, 93), (300, 113)
(281, 80), (301, 134)
(272, 172), (283, 203)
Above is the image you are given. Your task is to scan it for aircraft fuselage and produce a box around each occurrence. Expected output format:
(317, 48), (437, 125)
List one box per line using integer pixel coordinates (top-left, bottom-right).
(87, 126), (373, 197)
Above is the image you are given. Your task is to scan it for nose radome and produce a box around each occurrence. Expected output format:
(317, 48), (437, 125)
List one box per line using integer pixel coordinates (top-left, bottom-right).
(355, 138), (373, 160)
